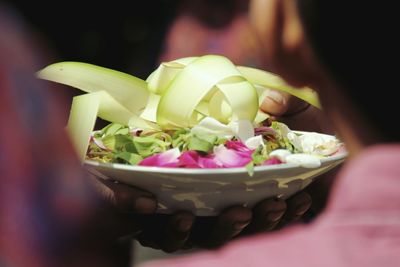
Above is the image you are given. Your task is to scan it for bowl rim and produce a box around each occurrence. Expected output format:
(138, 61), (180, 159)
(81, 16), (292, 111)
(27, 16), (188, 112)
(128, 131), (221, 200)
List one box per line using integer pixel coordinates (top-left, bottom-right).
(84, 130), (347, 175)
(84, 150), (347, 175)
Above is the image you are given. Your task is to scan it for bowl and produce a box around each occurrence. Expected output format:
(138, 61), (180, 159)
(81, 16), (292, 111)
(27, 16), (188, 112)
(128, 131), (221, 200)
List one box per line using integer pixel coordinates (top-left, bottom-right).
(84, 143), (346, 216)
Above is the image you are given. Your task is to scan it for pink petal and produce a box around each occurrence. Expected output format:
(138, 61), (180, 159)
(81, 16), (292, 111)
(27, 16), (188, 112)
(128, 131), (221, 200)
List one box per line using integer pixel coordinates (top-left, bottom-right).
(255, 126), (276, 136)
(225, 140), (251, 152)
(198, 156), (221, 168)
(213, 145), (252, 168)
(139, 148), (180, 167)
(263, 158), (282, 165)
(178, 151), (222, 168)
(178, 151), (201, 168)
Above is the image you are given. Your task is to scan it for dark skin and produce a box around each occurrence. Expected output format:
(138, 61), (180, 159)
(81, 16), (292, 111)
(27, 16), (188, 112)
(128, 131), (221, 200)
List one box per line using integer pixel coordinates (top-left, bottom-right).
(89, 175), (313, 254)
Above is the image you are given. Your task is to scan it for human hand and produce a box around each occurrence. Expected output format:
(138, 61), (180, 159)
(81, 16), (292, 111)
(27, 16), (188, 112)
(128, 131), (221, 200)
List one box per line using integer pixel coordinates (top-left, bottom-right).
(260, 89), (334, 134)
(86, 173), (158, 237)
(134, 191), (311, 252)
(260, 89), (341, 214)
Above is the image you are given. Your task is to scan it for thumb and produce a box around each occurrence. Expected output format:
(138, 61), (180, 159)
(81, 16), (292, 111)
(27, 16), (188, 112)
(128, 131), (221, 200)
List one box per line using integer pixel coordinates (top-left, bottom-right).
(88, 173), (157, 214)
(260, 89), (309, 117)
(260, 89), (291, 116)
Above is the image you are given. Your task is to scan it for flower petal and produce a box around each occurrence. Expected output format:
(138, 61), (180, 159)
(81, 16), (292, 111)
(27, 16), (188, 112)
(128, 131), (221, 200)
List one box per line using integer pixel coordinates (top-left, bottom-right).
(138, 148), (180, 167)
(245, 135), (265, 150)
(213, 144), (252, 167)
(198, 156), (221, 168)
(228, 119), (254, 141)
(178, 151), (201, 168)
(225, 140), (251, 152)
(287, 132), (341, 156)
(269, 149), (292, 162)
(285, 153), (321, 168)
(263, 158), (282, 165)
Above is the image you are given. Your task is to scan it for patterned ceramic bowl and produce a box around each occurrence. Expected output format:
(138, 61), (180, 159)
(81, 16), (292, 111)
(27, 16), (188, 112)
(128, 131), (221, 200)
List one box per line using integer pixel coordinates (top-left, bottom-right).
(85, 136), (346, 216)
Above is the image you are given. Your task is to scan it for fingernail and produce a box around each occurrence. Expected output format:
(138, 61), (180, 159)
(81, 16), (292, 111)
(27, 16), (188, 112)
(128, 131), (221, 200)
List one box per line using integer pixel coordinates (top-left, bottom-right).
(295, 202), (311, 216)
(177, 218), (193, 232)
(233, 221), (250, 230)
(265, 90), (285, 105)
(266, 210), (285, 222)
(134, 196), (157, 214)
(119, 229), (143, 240)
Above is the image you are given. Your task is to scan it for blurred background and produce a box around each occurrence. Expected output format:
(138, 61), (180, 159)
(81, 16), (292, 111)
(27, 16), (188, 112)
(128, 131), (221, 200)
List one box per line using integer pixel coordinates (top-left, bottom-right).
(8, 0), (177, 78)
(8, 0), (257, 77)
(6, 0), (178, 128)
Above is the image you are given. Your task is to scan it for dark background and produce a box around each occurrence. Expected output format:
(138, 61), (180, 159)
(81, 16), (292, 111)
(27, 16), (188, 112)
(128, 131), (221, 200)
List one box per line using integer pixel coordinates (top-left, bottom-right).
(7, 0), (181, 126)
(8, 0), (180, 79)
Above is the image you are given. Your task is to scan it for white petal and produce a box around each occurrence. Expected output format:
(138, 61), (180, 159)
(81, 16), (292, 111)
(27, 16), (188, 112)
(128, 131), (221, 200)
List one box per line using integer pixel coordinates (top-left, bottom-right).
(285, 153), (321, 168)
(287, 132), (303, 152)
(269, 149), (292, 162)
(245, 135), (265, 150)
(228, 119), (255, 141)
(160, 148), (181, 163)
(298, 132), (340, 156)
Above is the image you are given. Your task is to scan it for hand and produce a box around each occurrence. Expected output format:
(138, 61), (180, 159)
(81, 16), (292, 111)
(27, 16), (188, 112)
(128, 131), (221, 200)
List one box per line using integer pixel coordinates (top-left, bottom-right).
(134, 191), (311, 252)
(85, 173), (159, 241)
(192, 191), (312, 247)
(260, 89), (334, 134)
(260, 89), (341, 214)
(86, 161), (312, 254)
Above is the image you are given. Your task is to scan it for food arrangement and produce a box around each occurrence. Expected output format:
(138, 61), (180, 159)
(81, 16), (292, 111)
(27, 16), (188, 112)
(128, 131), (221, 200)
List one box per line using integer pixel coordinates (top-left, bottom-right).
(37, 55), (343, 173)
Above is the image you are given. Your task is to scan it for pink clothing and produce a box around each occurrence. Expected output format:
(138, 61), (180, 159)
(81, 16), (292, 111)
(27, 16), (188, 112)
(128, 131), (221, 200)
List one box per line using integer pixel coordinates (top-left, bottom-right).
(0, 7), (98, 267)
(140, 145), (400, 267)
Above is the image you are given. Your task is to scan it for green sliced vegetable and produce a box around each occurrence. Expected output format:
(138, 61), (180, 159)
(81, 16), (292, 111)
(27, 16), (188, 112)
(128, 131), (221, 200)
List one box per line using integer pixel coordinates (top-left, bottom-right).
(147, 57), (197, 94)
(37, 61), (149, 114)
(237, 66), (321, 108)
(67, 92), (100, 161)
(157, 55), (259, 129)
(68, 91), (155, 161)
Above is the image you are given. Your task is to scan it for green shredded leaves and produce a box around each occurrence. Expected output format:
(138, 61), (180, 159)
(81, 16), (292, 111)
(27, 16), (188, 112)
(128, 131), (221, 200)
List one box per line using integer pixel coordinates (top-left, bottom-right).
(187, 134), (217, 154)
(114, 152), (143, 165)
(133, 136), (170, 158)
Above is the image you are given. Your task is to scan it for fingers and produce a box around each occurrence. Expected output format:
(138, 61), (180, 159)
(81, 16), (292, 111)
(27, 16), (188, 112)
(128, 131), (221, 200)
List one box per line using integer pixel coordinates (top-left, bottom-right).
(244, 198), (287, 234)
(260, 89), (290, 116)
(136, 212), (195, 253)
(281, 192), (312, 224)
(211, 206), (252, 243)
(89, 175), (157, 214)
(160, 211), (195, 252)
(260, 89), (310, 118)
(192, 206), (252, 248)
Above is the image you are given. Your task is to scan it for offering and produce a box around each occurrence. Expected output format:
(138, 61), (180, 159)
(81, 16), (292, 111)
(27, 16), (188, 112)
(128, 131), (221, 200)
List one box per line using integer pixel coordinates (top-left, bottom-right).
(37, 55), (346, 215)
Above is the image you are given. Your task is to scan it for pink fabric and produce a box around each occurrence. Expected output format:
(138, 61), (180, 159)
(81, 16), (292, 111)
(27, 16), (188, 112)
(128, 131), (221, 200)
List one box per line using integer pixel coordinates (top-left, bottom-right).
(0, 7), (98, 267)
(140, 145), (400, 267)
